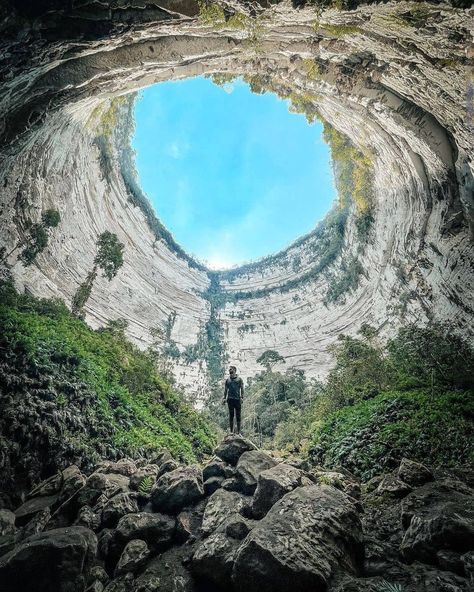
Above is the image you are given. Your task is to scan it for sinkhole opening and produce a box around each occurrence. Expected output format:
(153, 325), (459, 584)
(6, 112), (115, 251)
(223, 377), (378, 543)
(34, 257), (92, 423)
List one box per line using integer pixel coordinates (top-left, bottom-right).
(131, 75), (338, 270)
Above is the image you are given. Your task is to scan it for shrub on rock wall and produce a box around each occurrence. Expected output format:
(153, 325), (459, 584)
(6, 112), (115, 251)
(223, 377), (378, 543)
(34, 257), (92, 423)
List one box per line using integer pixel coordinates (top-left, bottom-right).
(0, 279), (216, 501)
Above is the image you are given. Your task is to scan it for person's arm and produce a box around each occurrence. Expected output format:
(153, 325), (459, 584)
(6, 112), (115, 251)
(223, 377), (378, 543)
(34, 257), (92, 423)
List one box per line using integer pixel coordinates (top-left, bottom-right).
(240, 378), (244, 401)
(223, 379), (228, 402)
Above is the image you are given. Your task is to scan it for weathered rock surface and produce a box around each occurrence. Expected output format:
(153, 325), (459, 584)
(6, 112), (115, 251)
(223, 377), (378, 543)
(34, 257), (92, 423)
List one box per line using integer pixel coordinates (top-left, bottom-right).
(151, 466), (204, 514)
(0, 526), (97, 592)
(215, 435), (257, 466)
(232, 484), (363, 592)
(234, 450), (277, 495)
(251, 462), (308, 518)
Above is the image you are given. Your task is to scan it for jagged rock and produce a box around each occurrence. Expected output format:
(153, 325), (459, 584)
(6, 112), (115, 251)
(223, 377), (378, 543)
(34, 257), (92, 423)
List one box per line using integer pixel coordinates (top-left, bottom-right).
(234, 450), (277, 495)
(78, 473), (130, 507)
(251, 463), (307, 518)
(203, 476), (223, 496)
(96, 460), (138, 477)
(87, 580), (104, 592)
(203, 459), (234, 481)
(176, 498), (207, 542)
(129, 465), (159, 492)
(215, 435), (257, 466)
(201, 489), (246, 536)
(191, 531), (239, 588)
(311, 470), (361, 500)
(14, 494), (58, 526)
(224, 513), (254, 540)
(400, 483), (474, 563)
(232, 484), (363, 592)
(436, 549), (465, 576)
(75, 505), (101, 531)
(103, 573), (134, 592)
(115, 539), (150, 575)
(0, 509), (16, 536)
(151, 466), (204, 514)
(376, 474), (412, 498)
(398, 458), (433, 487)
(135, 546), (196, 592)
(27, 472), (63, 498)
(21, 507), (51, 539)
(0, 526), (97, 592)
(90, 565), (110, 585)
(58, 467), (86, 504)
(101, 492), (139, 528)
(156, 459), (180, 479)
(462, 550), (474, 583)
(115, 512), (176, 550)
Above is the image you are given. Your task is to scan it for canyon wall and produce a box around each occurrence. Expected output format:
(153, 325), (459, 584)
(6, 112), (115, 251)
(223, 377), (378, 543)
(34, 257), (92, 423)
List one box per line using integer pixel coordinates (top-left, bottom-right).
(0, 0), (472, 402)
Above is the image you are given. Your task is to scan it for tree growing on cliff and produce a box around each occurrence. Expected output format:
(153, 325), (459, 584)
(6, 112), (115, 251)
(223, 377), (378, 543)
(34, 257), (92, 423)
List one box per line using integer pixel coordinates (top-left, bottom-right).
(72, 231), (124, 317)
(257, 349), (285, 372)
(3, 209), (61, 266)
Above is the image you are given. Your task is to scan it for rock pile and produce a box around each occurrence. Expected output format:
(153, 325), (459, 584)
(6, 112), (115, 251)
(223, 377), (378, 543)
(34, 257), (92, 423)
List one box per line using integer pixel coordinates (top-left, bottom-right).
(0, 437), (473, 591)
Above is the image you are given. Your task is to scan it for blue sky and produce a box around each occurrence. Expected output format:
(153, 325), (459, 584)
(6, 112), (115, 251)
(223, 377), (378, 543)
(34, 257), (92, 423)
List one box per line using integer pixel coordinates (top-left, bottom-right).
(132, 76), (336, 269)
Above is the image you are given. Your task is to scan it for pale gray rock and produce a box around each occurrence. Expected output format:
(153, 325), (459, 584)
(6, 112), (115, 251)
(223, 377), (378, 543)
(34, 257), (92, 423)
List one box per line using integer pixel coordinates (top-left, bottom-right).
(101, 492), (139, 528)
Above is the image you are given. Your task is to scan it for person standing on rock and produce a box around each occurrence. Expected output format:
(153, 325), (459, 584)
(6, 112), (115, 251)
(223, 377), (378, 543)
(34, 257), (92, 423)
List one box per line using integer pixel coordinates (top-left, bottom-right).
(223, 365), (244, 434)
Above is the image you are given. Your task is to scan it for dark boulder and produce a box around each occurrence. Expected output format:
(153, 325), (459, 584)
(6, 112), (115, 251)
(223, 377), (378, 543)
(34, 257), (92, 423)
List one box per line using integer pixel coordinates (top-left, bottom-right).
(214, 435), (257, 466)
(398, 458), (433, 487)
(400, 482), (474, 563)
(201, 489), (246, 536)
(114, 539), (150, 576)
(203, 458), (234, 481)
(234, 450), (277, 495)
(376, 474), (412, 498)
(251, 463), (307, 518)
(232, 484), (363, 592)
(114, 512), (176, 550)
(14, 494), (58, 526)
(150, 466), (204, 514)
(101, 492), (139, 528)
(0, 526), (97, 592)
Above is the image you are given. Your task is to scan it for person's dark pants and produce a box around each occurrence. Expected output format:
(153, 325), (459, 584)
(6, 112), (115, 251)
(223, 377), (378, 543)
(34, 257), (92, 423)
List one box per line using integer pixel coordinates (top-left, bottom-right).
(227, 398), (241, 433)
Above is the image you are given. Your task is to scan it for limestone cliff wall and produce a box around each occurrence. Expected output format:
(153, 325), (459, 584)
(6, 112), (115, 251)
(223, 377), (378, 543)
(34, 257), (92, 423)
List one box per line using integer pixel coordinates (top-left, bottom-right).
(0, 1), (472, 401)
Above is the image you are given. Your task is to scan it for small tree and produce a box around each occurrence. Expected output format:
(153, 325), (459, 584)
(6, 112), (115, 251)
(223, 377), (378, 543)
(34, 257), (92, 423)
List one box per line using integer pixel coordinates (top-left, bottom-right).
(256, 349), (285, 372)
(72, 231), (124, 316)
(9, 209), (61, 266)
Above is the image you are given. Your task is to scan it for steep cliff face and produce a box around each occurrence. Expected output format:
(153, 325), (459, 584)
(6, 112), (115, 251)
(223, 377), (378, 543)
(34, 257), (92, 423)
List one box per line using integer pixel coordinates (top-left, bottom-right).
(0, 0), (473, 401)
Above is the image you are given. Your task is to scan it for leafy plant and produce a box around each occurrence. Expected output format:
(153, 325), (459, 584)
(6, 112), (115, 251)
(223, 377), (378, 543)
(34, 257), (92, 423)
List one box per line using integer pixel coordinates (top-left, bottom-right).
(138, 475), (155, 496)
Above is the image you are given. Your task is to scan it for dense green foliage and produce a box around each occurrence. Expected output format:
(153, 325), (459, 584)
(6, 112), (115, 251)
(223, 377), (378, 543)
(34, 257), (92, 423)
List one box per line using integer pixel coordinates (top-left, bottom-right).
(0, 279), (216, 494)
(239, 323), (473, 478)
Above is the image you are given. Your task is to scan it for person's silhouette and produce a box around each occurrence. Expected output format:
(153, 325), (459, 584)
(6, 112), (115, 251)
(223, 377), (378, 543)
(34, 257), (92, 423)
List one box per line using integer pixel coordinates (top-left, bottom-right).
(222, 365), (244, 434)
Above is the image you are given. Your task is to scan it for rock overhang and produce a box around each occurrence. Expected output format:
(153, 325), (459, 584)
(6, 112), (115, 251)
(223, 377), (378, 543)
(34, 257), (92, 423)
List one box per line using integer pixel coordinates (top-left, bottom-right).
(0, 0), (473, 400)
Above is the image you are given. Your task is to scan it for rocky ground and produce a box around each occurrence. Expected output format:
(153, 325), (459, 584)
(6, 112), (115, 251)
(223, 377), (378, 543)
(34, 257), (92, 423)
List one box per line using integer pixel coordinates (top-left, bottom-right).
(0, 434), (473, 592)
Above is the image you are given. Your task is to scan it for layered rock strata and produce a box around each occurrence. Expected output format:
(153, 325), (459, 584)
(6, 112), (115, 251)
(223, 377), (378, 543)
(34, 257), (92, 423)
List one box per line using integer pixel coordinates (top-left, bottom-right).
(0, 1), (473, 400)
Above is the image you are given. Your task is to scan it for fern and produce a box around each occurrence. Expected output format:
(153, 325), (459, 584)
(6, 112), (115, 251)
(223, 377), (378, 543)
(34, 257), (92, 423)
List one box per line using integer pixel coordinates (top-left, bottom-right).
(138, 475), (154, 495)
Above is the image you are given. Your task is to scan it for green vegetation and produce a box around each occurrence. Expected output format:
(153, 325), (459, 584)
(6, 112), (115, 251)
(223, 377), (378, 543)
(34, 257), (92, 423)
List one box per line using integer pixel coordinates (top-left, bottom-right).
(324, 255), (364, 305)
(260, 323), (474, 479)
(138, 475), (155, 495)
(6, 208), (61, 266)
(257, 349), (285, 372)
(72, 231), (125, 317)
(0, 278), (216, 493)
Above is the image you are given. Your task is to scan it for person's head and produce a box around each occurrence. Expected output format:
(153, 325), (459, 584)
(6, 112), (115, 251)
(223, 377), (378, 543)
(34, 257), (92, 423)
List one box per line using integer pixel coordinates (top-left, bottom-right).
(229, 365), (237, 376)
